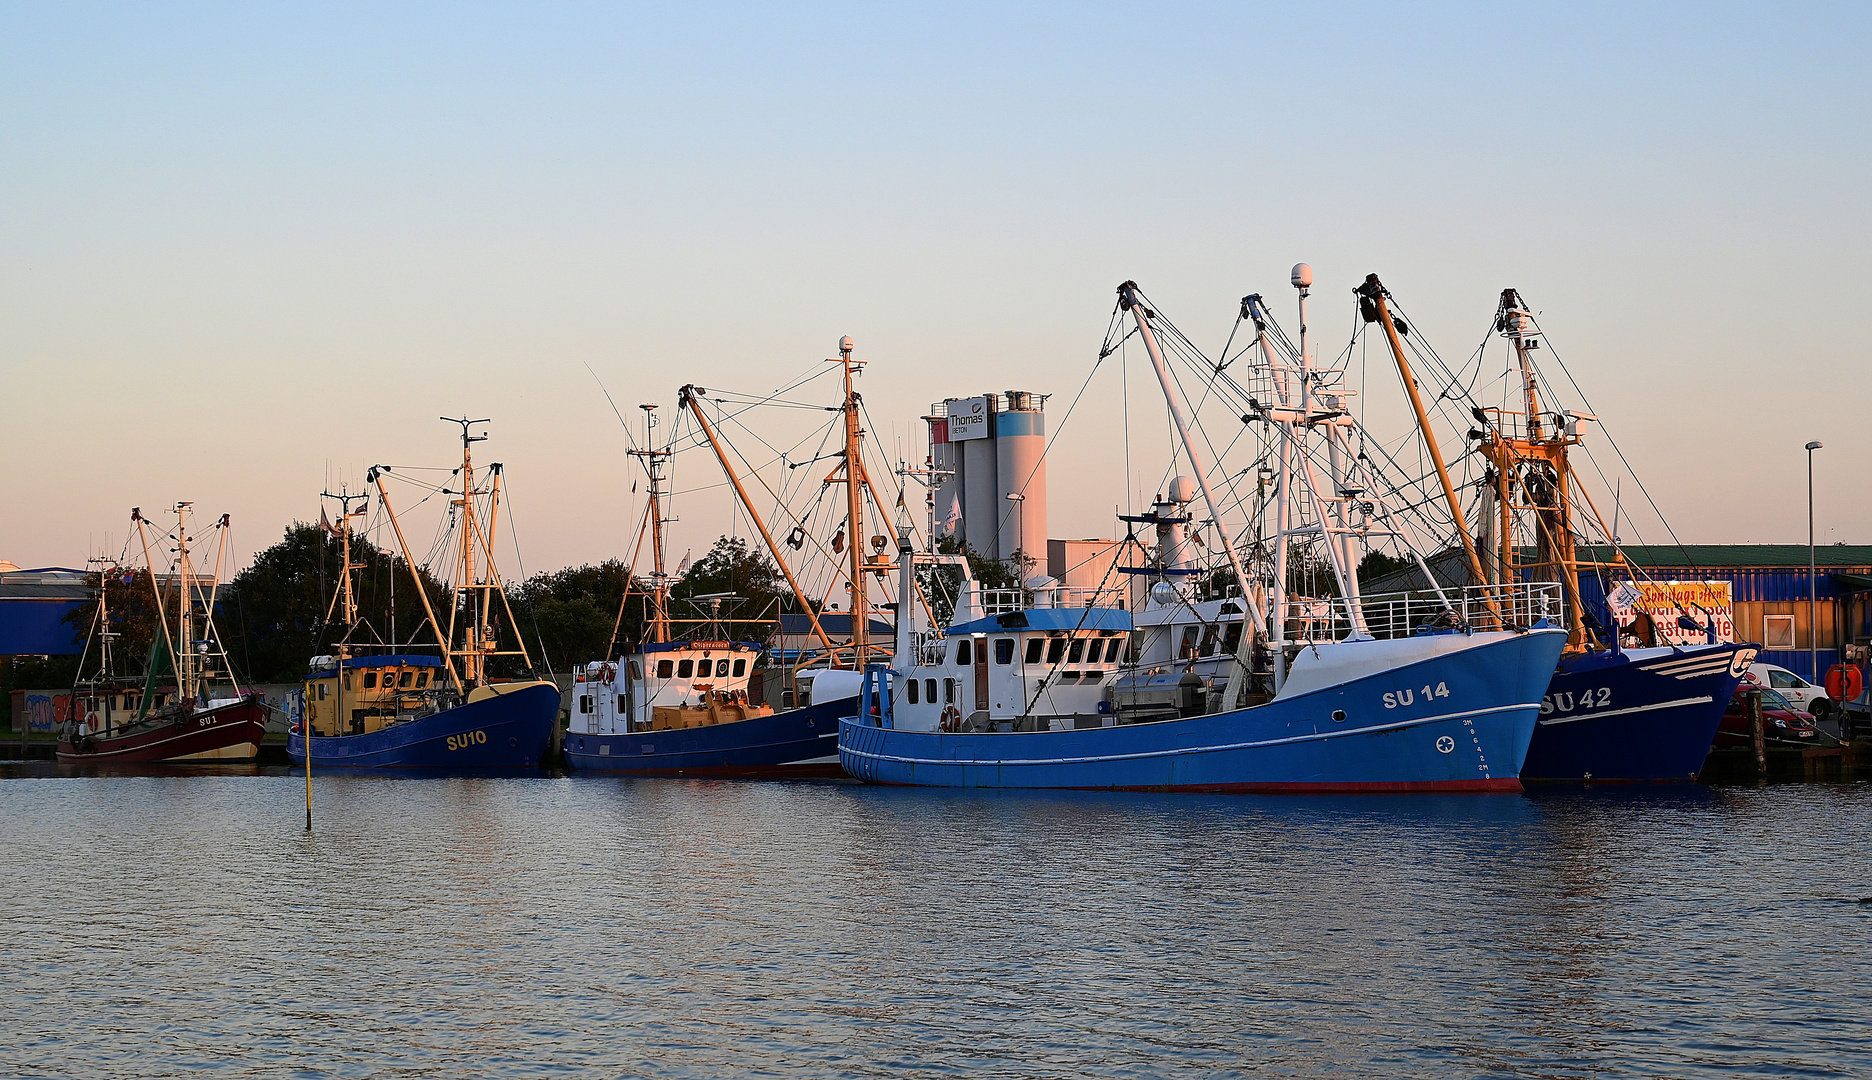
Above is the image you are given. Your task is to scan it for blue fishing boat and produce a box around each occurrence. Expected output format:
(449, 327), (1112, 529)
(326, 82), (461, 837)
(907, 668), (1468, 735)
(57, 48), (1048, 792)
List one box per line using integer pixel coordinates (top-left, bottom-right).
(1522, 643), (1758, 781)
(1461, 290), (1759, 781)
(841, 275), (1569, 791)
(288, 419), (559, 771)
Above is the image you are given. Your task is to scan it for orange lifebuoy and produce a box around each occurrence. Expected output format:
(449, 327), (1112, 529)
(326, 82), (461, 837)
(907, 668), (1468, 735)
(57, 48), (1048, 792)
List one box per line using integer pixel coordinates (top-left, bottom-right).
(939, 705), (963, 732)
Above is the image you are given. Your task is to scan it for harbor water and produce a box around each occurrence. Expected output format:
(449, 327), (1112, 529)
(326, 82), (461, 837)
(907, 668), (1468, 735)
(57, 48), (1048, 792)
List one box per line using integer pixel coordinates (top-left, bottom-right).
(2, 770), (1869, 1078)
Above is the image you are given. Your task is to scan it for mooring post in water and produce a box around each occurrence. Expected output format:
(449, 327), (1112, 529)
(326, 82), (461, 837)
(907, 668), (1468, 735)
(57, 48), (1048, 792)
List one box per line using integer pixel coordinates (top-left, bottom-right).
(1747, 688), (1766, 781)
(304, 715), (313, 831)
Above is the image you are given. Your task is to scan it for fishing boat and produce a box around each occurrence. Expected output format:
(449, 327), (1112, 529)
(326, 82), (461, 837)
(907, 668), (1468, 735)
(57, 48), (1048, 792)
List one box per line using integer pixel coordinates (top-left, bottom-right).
(57, 506), (268, 763)
(287, 419), (559, 769)
(1462, 289), (1758, 781)
(564, 345), (876, 776)
(839, 275), (1568, 791)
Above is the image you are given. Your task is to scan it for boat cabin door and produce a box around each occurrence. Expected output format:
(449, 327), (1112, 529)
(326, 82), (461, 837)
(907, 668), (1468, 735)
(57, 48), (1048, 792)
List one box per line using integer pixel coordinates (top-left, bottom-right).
(973, 635), (990, 713)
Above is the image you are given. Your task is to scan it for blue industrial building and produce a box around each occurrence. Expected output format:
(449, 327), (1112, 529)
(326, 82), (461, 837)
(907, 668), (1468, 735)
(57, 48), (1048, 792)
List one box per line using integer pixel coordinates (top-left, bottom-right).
(1573, 545), (1872, 682)
(0, 565), (90, 655)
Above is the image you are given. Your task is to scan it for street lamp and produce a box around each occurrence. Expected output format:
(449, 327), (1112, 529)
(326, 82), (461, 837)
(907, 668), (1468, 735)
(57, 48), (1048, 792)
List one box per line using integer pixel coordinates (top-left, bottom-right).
(1807, 439), (1824, 683)
(1005, 492), (1026, 571)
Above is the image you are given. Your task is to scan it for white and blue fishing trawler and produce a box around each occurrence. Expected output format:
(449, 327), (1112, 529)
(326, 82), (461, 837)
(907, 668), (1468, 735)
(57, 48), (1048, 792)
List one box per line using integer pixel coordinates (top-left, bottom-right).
(288, 419), (559, 770)
(565, 344), (882, 776)
(840, 275), (1568, 791)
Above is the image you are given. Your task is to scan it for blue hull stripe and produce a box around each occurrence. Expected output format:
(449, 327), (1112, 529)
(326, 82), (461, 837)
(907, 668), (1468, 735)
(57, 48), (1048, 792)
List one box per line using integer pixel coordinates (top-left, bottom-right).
(840, 702), (1541, 768)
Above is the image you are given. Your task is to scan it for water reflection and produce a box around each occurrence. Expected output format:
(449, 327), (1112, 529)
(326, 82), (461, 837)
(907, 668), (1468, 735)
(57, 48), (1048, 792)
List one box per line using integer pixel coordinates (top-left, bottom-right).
(0, 774), (1867, 1077)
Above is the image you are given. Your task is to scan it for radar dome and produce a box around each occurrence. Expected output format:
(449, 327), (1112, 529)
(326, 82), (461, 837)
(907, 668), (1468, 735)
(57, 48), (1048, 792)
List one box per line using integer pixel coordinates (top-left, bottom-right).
(1167, 476), (1198, 504)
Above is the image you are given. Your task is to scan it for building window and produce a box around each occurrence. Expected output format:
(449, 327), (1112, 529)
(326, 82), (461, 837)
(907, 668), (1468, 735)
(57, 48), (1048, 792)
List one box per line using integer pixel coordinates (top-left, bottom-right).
(908, 679), (920, 704)
(677, 659), (694, 678)
(955, 639), (972, 667)
(925, 678), (937, 703)
(994, 638), (1015, 664)
(1764, 615), (1796, 649)
(1024, 638), (1043, 664)
(657, 659), (674, 678)
(733, 658), (746, 677)
(1047, 638), (1066, 664)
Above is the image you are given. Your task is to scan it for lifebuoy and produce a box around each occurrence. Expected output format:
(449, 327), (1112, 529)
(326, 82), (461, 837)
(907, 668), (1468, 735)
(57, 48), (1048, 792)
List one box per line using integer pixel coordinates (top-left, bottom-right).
(939, 705), (962, 732)
(597, 663), (616, 684)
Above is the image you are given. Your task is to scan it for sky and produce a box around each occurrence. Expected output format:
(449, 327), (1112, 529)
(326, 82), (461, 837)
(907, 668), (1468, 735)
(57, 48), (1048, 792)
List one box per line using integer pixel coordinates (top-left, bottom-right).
(4, 2), (1868, 579)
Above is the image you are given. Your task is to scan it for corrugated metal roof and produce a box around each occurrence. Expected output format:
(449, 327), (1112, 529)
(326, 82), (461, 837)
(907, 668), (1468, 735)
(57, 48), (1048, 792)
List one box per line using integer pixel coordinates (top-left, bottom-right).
(1577, 545), (1872, 569)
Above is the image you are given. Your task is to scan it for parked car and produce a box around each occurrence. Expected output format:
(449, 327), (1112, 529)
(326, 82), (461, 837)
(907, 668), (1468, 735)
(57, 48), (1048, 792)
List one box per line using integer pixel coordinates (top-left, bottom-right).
(1746, 663), (1831, 717)
(1714, 684), (1817, 748)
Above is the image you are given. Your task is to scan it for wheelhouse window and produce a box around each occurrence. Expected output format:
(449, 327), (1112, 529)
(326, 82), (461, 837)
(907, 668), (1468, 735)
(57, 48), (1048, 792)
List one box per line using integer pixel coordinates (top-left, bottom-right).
(398, 671), (413, 688)
(925, 678), (937, 703)
(1085, 639), (1104, 664)
(994, 638), (1015, 665)
(416, 671), (430, 688)
(1046, 638), (1066, 664)
(1222, 624), (1242, 654)
(1024, 638), (1043, 664)
(955, 639), (972, 667)
(629, 661), (644, 680)
(1199, 626), (1219, 656)
(1067, 638), (1085, 664)
(732, 658), (746, 677)
(943, 678), (956, 704)
(657, 659), (674, 678)
(1179, 627), (1200, 658)
(363, 672), (378, 689)
(677, 659), (695, 678)
(908, 679), (920, 704)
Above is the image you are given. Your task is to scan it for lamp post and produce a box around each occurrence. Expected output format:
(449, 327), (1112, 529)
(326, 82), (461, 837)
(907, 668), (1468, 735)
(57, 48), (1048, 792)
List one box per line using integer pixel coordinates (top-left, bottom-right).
(1806, 439), (1824, 683)
(1004, 492), (1026, 572)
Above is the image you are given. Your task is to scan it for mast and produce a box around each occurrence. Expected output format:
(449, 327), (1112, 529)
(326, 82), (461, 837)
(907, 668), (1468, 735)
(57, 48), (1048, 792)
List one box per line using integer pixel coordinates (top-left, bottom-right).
(1117, 282), (1259, 697)
(629, 404), (673, 644)
(443, 416), (492, 685)
(174, 503), (195, 704)
(1488, 290), (1590, 646)
(1357, 274), (1490, 593)
(836, 337), (868, 661)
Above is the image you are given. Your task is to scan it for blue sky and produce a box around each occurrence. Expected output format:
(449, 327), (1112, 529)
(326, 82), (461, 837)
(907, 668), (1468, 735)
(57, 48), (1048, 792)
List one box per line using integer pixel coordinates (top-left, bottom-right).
(4, 2), (1868, 573)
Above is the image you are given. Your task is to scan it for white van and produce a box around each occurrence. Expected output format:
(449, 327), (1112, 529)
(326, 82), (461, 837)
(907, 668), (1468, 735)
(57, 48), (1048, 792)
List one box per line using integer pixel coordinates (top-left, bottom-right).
(1745, 663), (1831, 717)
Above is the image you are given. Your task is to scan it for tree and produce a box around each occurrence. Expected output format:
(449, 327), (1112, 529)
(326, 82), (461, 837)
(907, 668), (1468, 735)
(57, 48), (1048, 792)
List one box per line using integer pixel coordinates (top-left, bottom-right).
(506, 560), (646, 673)
(225, 523), (451, 683)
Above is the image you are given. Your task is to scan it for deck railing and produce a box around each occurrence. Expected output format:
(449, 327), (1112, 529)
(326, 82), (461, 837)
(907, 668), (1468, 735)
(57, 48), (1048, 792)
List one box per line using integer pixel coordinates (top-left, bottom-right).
(973, 586), (1128, 616)
(1284, 581), (1563, 642)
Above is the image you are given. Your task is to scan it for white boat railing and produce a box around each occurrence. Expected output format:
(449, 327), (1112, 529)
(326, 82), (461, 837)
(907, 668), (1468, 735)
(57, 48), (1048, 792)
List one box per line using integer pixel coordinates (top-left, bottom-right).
(1284, 581), (1563, 642)
(972, 586), (1129, 616)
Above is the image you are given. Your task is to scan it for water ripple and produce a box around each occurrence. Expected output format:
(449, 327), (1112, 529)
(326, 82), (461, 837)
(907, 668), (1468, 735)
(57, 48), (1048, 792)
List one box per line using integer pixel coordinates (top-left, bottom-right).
(1, 771), (1868, 1077)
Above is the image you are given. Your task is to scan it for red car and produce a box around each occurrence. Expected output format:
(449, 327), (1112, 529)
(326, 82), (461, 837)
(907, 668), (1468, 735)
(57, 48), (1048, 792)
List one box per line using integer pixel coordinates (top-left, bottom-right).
(1713, 681), (1817, 748)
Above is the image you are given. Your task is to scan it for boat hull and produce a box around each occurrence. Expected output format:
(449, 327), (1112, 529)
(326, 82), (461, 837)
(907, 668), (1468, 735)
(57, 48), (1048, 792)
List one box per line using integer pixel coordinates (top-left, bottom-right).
(840, 629), (1566, 791)
(287, 683), (559, 769)
(1520, 643), (1758, 782)
(564, 695), (854, 777)
(56, 695), (269, 764)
